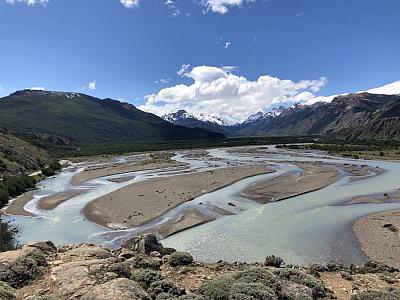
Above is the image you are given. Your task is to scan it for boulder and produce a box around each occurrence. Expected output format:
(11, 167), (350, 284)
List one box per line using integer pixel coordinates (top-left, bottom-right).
(124, 234), (169, 255)
(81, 278), (150, 300)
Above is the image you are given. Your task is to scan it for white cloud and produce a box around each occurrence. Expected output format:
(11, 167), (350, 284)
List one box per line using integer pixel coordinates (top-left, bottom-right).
(88, 80), (97, 91)
(30, 86), (45, 91)
(6, 0), (48, 5)
(177, 64), (191, 77)
(120, 0), (139, 8)
(140, 65), (327, 123)
(156, 78), (172, 84)
(200, 0), (255, 14)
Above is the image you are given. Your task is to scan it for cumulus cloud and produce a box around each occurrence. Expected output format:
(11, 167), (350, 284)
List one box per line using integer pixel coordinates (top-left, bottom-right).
(88, 80), (97, 91)
(6, 0), (48, 5)
(140, 65), (327, 123)
(200, 0), (255, 14)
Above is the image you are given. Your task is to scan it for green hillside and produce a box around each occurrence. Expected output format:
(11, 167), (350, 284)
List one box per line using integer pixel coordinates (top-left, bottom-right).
(0, 90), (224, 146)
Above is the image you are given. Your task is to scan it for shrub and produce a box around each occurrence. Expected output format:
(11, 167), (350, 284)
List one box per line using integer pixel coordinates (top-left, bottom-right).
(236, 268), (280, 292)
(0, 281), (16, 300)
(229, 282), (277, 300)
(133, 256), (161, 270)
(276, 268), (332, 298)
(351, 288), (400, 300)
(24, 250), (47, 267)
(264, 255), (284, 268)
(169, 252), (194, 267)
(198, 273), (241, 300)
(108, 262), (131, 278)
(132, 269), (163, 288)
(149, 279), (186, 298)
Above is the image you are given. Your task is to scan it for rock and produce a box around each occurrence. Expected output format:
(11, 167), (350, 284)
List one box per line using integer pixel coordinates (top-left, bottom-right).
(0, 281), (16, 300)
(279, 280), (313, 300)
(118, 249), (135, 260)
(264, 255), (284, 268)
(27, 241), (57, 256)
(150, 251), (162, 258)
(51, 258), (113, 298)
(124, 234), (172, 256)
(162, 255), (171, 264)
(59, 244), (112, 260)
(81, 278), (150, 300)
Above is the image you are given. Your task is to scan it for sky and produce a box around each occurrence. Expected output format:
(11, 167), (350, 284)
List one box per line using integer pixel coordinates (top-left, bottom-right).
(0, 0), (399, 123)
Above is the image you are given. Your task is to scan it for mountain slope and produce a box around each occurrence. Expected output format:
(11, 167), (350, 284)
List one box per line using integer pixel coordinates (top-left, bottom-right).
(0, 128), (51, 174)
(0, 90), (224, 145)
(252, 93), (400, 139)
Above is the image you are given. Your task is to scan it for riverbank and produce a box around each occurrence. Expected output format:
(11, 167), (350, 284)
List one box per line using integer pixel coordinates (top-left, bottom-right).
(354, 209), (400, 268)
(83, 165), (273, 230)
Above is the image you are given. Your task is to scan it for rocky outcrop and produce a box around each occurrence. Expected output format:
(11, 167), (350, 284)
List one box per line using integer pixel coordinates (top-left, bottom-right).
(0, 235), (400, 299)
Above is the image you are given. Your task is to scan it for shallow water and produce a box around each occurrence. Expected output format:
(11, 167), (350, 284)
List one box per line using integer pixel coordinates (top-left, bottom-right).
(162, 147), (400, 264)
(4, 146), (400, 265)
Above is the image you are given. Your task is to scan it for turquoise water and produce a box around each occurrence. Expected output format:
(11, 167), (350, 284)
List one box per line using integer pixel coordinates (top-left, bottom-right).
(4, 146), (400, 265)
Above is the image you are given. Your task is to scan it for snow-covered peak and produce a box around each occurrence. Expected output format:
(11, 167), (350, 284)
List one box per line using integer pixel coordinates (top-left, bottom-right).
(365, 80), (400, 95)
(243, 107), (283, 124)
(163, 110), (236, 126)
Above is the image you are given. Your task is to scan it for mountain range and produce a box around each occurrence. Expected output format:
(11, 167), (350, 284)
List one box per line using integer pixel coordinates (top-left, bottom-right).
(0, 90), (224, 147)
(163, 92), (400, 140)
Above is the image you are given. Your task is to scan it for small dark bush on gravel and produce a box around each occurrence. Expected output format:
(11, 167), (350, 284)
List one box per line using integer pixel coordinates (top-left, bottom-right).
(169, 252), (194, 267)
(264, 255), (284, 268)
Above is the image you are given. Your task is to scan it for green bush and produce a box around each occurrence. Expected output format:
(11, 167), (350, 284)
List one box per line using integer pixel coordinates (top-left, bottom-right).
(276, 268), (332, 299)
(0, 281), (16, 300)
(133, 257), (161, 270)
(229, 282), (277, 300)
(149, 279), (186, 298)
(236, 268), (280, 292)
(198, 273), (241, 300)
(351, 288), (400, 300)
(132, 269), (163, 288)
(169, 252), (194, 267)
(24, 250), (47, 267)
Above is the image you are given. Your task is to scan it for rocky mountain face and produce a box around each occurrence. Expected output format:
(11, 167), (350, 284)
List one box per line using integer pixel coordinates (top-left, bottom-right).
(254, 93), (400, 139)
(1, 234), (400, 300)
(164, 93), (400, 140)
(0, 90), (225, 147)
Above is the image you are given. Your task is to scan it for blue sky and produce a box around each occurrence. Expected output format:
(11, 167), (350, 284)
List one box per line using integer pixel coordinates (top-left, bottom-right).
(0, 0), (399, 122)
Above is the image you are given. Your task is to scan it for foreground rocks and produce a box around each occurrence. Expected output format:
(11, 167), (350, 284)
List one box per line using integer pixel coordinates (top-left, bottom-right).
(0, 234), (400, 299)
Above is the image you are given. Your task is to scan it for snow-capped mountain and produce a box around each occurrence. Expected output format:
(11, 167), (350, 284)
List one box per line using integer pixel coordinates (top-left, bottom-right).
(243, 107), (284, 124)
(163, 110), (235, 126)
(162, 110), (234, 134)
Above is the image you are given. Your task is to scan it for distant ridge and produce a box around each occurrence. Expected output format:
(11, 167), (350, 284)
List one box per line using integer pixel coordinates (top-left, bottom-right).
(0, 90), (225, 146)
(164, 93), (400, 140)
